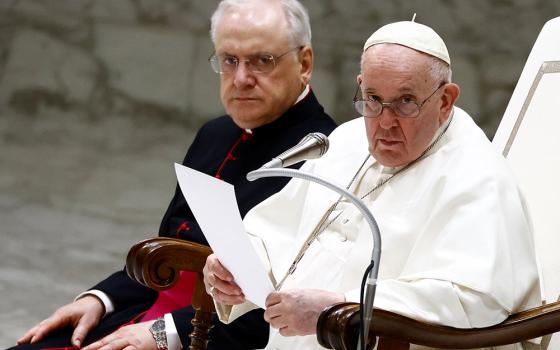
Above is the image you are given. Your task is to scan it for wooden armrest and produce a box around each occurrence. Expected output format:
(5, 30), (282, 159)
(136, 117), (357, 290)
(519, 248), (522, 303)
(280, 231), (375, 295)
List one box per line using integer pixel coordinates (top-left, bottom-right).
(126, 237), (215, 350)
(126, 237), (212, 291)
(317, 301), (560, 350)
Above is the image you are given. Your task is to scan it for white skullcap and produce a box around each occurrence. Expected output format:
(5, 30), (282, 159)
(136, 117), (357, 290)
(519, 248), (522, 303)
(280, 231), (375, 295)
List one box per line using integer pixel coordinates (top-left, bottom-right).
(363, 21), (450, 65)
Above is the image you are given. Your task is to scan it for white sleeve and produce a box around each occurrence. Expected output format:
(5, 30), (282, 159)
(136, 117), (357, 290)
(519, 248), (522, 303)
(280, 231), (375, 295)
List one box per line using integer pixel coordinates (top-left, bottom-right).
(344, 279), (508, 328)
(164, 313), (181, 350)
(75, 290), (115, 317)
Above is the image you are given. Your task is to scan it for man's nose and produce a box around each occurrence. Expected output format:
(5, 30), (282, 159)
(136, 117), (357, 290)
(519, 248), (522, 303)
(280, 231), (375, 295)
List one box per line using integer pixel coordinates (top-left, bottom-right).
(378, 106), (399, 129)
(233, 61), (256, 88)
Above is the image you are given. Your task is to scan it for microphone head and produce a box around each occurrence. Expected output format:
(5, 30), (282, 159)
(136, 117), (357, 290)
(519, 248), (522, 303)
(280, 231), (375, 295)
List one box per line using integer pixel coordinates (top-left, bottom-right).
(260, 132), (330, 169)
(280, 132), (329, 167)
(305, 132), (329, 158)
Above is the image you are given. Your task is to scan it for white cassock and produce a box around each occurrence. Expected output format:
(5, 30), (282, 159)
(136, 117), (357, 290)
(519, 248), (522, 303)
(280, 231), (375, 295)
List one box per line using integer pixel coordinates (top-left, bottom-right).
(216, 107), (541, 350)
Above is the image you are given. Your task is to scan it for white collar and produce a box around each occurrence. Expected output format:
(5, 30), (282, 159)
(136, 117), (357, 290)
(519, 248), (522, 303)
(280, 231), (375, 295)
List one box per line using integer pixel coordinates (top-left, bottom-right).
(295, 84), (310, 104)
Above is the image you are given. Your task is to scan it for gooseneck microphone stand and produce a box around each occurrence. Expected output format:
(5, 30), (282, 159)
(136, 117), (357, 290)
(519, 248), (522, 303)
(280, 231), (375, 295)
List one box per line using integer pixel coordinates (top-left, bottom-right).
(247, 167), (381, 350)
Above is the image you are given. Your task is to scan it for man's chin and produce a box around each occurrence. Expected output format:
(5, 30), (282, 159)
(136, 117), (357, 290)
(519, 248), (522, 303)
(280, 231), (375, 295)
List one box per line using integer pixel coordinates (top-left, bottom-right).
(229, 98), (261, 109)
(372, 150), (408, 168)
(230, 113), (268, 129)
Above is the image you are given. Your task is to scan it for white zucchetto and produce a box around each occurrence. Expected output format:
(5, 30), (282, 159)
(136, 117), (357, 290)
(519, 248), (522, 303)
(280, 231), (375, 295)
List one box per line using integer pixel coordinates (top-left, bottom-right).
(363, 21), (451, 65)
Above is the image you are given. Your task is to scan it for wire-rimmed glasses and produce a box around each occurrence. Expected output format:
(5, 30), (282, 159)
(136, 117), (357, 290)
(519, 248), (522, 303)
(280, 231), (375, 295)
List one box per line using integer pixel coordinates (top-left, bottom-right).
(353, 82), (446, 118)
(209, 46), (303, 75)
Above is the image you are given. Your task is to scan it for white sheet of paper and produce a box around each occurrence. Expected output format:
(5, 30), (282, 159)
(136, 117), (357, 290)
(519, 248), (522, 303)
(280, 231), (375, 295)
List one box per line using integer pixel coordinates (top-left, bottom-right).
(174, 163), (275, 308)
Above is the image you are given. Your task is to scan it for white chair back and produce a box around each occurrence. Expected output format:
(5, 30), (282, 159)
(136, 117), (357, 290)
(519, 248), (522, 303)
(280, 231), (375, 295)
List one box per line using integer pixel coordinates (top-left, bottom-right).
(493, 16), (560, 349)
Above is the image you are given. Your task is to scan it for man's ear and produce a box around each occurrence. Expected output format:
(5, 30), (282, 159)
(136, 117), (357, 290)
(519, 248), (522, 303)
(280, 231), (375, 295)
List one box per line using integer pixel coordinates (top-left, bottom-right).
(439, 83), (460, 123)
(356, 74), (362, 85)
(299, 46), (313, 85)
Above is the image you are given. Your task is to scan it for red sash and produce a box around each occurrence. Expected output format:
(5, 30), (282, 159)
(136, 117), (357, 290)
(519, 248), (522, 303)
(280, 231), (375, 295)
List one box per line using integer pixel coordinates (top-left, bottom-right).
(140, 271), (196, 321)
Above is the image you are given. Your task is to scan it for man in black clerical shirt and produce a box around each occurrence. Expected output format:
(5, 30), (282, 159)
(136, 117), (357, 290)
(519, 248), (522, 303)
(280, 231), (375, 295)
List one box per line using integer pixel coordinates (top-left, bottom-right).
(14, 1), (336, 350)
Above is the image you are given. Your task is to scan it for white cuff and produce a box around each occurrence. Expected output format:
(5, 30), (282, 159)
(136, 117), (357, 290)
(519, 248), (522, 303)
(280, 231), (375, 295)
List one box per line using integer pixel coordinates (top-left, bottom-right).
(164, 313), (182, 350)
(75, 290), (115, 317)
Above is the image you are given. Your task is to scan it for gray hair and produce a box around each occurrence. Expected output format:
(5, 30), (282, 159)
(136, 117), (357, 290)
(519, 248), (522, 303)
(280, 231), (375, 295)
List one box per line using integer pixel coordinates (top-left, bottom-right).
(210, 0), (312, 47)
(428, 56), (453, 83)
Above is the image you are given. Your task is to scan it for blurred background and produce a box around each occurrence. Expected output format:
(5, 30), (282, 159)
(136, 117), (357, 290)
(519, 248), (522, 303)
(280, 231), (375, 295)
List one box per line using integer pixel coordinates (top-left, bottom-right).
(1, 0), (559, 347)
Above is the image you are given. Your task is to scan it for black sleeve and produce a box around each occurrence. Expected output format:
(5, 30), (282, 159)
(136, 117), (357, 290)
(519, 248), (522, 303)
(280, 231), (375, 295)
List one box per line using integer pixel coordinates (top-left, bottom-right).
(88, 124), (212, 309)
(90, 269), (157, 311)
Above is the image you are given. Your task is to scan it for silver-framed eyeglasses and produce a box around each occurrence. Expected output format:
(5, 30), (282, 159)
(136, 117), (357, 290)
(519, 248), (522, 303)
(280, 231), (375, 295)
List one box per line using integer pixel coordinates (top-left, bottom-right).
(353, 82), (447, 118)
(209, 46), (303, 75)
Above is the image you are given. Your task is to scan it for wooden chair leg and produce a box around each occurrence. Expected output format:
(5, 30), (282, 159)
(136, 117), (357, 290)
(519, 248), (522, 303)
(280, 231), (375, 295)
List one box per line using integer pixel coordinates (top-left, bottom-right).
(188, 273), (216, 350)
(189, 309), (213, 350)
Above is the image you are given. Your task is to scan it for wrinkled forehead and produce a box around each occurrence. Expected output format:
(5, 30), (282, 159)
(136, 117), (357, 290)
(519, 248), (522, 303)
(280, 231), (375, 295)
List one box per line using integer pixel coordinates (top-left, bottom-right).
(361, 44), (437, 92)
(363, 44), (434, 76)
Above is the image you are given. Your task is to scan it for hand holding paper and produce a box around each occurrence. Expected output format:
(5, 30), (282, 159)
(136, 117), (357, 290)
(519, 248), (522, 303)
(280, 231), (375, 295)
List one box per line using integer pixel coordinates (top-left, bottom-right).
(174, 163), (275, 308)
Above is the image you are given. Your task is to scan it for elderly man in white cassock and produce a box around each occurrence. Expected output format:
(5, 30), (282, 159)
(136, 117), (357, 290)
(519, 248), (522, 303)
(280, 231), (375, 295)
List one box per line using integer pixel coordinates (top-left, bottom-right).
(203, 20), (541, 349)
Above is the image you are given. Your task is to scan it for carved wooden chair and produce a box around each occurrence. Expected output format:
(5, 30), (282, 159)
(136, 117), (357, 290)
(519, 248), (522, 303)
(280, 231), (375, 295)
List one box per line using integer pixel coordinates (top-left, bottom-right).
(317, 16), (560, 350)
(125, 238), (214, 350)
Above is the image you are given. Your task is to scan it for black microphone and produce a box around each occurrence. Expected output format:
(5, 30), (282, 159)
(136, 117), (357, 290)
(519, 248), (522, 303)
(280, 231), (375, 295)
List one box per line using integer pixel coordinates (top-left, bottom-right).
(261, 132), (329, 169)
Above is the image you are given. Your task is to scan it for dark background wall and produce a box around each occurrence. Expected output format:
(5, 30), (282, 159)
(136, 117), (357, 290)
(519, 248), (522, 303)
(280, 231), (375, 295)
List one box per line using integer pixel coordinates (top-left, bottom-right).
(1, 0), (559, 347)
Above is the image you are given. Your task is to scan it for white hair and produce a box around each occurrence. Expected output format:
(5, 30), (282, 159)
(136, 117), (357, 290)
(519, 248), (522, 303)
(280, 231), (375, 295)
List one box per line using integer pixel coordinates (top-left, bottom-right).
(210, 0), (312, 47)
(428, 56), (453, 83)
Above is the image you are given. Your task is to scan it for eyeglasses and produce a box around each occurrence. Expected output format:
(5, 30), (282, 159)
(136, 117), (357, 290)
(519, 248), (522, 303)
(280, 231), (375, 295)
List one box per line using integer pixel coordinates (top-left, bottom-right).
(353, 82), (447, 118)
(209, 46), (303, 75)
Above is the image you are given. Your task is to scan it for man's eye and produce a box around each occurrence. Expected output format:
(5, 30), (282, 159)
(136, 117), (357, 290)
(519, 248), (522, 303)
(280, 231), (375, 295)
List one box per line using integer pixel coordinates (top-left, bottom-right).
(399, 96), (416, 104)
(367, 95), (381, 102)
(222, 56), (238, 65)
(257, 55), (275, 65)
